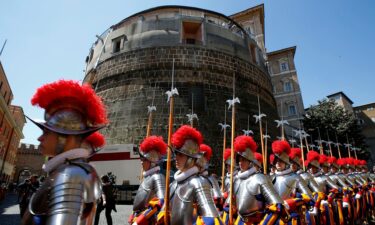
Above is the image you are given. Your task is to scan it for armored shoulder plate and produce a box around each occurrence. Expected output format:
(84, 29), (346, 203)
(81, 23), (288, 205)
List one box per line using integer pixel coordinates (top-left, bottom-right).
(339, 173), (355, 187)
(314, 174), (339, 193)
(330, 174), (348, 188)
(273, 172), (299, 200)
(237, 173), (282, 217)
(300, 172), (321, 193)
(29, 161), (100, 225)
(170, 174), (219, 225)
(208, 175), (223, 199)
(133, 172), (166, 212)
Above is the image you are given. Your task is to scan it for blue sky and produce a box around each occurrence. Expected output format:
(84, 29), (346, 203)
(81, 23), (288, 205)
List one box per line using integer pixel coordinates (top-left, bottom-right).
(1, 0), (374, 144)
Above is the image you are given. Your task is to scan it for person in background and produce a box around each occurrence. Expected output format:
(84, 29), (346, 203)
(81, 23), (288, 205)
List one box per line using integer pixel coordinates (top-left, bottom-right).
(94, 175), (116, 225)
(18, 175), (39, 217)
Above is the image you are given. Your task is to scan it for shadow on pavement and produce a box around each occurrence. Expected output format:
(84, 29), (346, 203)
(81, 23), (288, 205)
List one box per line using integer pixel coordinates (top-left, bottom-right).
(0, 192), (21, 225)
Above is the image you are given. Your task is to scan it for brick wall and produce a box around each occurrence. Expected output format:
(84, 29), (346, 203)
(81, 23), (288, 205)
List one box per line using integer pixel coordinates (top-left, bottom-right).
(87, 45), (279, 172)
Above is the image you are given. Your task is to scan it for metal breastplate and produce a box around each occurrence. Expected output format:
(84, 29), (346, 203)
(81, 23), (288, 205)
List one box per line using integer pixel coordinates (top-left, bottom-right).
(133, 173), (165, 212)
(350, 174), (364, 186)
(237, 173), (282, 217)
(329, 174), (340, 185)
(346, 174), (357, 185)
(314, 174), (339, 193)
(273, 172), (300, 200)
(208, 175), (223, 199)
(224, 175), (231, 193)
(339, 173), (355, 187)
(314, 175), (328, 193)
(170, 175), (218, 225)
(369, 173), (375, 182)
(330, 174), (348, 188)
(299, 172), (321, 193)
(27, 160), (101, 225)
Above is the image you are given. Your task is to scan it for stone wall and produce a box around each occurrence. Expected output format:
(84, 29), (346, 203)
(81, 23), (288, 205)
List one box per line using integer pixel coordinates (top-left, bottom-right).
(89, 45), (279, 172)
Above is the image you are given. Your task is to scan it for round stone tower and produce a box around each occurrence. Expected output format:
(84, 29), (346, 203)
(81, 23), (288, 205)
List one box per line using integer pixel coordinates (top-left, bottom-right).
(83, 5), (278, 169)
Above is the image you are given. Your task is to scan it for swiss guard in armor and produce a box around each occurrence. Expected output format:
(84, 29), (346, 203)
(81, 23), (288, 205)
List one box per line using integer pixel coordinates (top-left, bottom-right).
(254, 152), (264, 173)
(306, 151), (339, 225)
(224, 135), (285, 225)
(129, 136), (167, 225)
(21, 80), (108, 225)
(271, 141), (314, 225)
(198, 144), (224, 212)
(223, 148), (238, 199)
(269, 154), (276, 180)
(157, 125), (223, 225)
(289, 148), (320, 222)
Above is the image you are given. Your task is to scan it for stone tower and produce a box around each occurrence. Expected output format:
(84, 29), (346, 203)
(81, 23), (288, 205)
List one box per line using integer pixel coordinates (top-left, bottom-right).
(83, 5), (278, 170)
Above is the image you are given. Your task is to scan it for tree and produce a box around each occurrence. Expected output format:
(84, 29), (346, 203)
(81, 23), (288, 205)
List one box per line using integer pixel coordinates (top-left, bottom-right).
(303, 99), (368, 159)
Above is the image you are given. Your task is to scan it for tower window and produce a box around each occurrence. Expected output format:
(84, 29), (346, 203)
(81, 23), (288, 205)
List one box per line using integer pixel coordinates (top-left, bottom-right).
(288, 105), (297, 116)
(182, 21), (203, 45)
(280, 62), (289, 72)
(112, 37), (123, 53)
(283, 81), (292, 92)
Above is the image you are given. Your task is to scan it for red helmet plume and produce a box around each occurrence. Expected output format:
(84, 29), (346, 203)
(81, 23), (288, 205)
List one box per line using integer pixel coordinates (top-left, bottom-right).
(199, 144), (213, 161)
(307, 151), (320, 162)
(224, 148), (232, 161)
(327, 156), (337, 165)
(172, 125), (203, 149)
(31, 80), (108, 125)
(270, 154), (275, 165)
(346, 157), (355, 165)
(254, 152), (263, 165)
(140, 136), (167, 155)
(289, 148), (302, 160)
(272, 140), (291, 155)
(85, 132), (105, 148)
(234, 135), (257, 153)
(336, 158), (345, 166)
(319, 154), (328, 165)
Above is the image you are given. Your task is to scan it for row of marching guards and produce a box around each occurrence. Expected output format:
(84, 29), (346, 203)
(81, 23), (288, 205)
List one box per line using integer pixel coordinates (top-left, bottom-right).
(128, 125), (375, 225)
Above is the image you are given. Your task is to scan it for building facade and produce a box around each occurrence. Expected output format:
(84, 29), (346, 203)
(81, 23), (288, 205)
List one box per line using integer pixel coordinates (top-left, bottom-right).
(353, 103), (375, 166)
(0, 62), (25, 184)
(327, 92), (354, 113)
(83, 5), (280, 170)
(14, 143), (45, 184)
(267, 47), (305, 137)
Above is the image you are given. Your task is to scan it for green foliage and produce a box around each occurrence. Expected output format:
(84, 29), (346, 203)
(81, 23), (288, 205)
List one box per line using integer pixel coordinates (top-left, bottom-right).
(303, 99), (368, 158)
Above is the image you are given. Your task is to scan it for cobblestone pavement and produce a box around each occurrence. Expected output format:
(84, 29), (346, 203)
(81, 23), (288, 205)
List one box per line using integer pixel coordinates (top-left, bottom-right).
(0, 192), (133, 225)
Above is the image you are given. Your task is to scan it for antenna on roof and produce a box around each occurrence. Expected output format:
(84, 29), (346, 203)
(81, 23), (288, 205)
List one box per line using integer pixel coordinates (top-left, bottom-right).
(0, 39), (7, 57)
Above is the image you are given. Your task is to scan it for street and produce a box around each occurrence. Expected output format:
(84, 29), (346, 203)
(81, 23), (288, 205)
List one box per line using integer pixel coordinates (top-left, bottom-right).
(0, 192), (133, 225)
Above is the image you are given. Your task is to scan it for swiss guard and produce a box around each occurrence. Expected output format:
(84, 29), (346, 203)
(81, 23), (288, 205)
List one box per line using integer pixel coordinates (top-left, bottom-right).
(306, 151), (339, 225)
(198, 144), (223, 211)
(271, 141), (314, 225)
(129, 136), (167, 225)
(157, 125), (223, 225)
(254, 152), (263, 173)
(21, 80), (108, 225)
(223, 148), (238, 197)
(224, 135), (285, 225)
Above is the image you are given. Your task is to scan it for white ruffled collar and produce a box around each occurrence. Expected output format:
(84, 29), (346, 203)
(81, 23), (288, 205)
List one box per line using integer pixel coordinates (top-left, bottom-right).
(226, 170), (238, 177)
(201, 170), (209, 176)
(296, 169), (304, 175)
(43, 148), (90, 173)
(237, 167), (257, 180)
(174, 166), (199, 182)
(311, 171), (322, 177)
(143, 166), (160, 177)
(275, 167), (293, 176)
